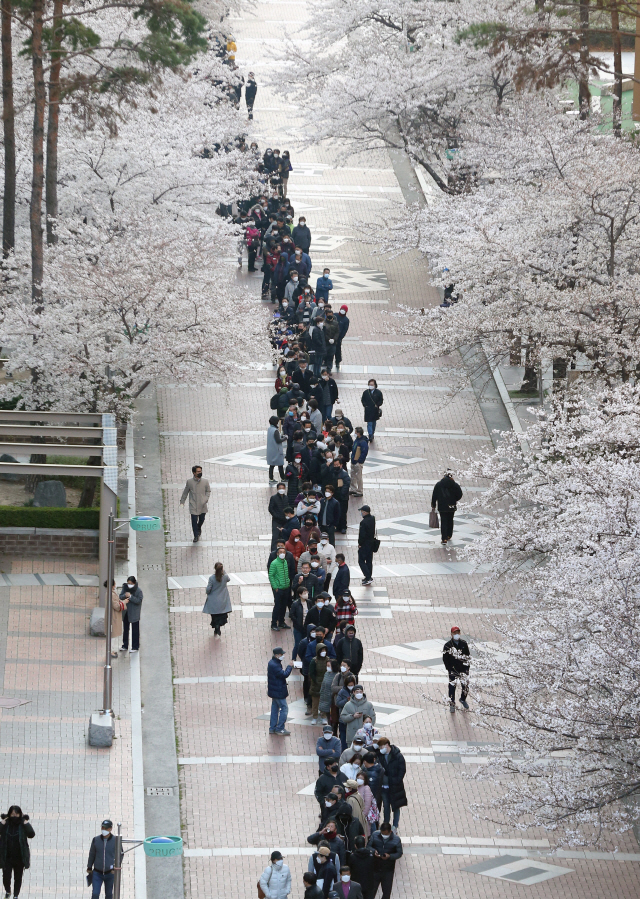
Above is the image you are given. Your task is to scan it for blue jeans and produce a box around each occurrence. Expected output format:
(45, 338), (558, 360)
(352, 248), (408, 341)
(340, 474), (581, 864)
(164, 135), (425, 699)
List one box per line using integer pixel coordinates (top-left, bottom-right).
(270, 698), (288, 732)
(92, 870), (114, 899)
(323, 405), (333, 422)
(339, 721), (347, 751)
(367, 420), (376, 438)
(292, 626), (306, 661)
(382, 791), (401, 828)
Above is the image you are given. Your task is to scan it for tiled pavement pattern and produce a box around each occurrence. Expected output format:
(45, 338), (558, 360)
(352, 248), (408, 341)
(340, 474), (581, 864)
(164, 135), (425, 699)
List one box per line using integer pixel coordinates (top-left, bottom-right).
(0, 558), (135, 898)
(157, 3), (640, 898)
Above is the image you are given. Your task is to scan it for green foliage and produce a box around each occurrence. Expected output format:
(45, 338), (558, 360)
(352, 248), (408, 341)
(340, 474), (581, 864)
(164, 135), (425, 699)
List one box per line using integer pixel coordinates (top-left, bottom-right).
(0, 506), (99, 528)
(456, 21), (508, 48)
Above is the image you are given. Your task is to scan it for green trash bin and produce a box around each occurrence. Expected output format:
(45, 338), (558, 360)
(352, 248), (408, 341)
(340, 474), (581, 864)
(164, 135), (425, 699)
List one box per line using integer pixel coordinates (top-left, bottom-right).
(130, 516), (162, 532)
(143, 836), (183, 857)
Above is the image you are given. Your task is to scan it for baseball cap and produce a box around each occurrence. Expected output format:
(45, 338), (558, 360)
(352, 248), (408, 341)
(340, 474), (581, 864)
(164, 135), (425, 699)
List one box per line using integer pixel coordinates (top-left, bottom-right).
(101, 819), (113, 829)
(358, 505), (371, 512)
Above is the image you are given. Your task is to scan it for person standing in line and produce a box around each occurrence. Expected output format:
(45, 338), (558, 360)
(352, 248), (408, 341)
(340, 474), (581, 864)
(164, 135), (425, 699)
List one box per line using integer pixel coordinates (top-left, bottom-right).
(319, 369), (339, 421)
(360, 380), (383, 443)
(316, 268), (333, 303)
(180, 464), (211, 543)
(349, 428), (368, 498)
(268, 483), (291, 550)
(367, 824), (402, 899)
(86, 819), (117, 899)
(376, 738), (406, 832)
(347, 837), (376, 899)
(267, 648), (293, 735)
(318, 532), (337, 590)
(203, 562), (232, 636)
(323, 307), (340, 373)
(340, 685), (375, 746)
(245, 71), (257, 119)
(292, 217), (312, 253)
(303, 872), (323, 899)
(431, 470), (463, 546)
(309, 643), (330, 724)
(259, 850), (291, 899)
(443, 625), (470, 711)
(332, 554), (350, 600)
(317, 723), (342, 774)
(268, 546), (292, 632)
(357, 505), (375, 587)
(280, 151), (292, 196)
(336, 625), (363, 677)
(0, 807), (34, 899)
(119, 576), (142, 653)
(318, 486), (341, 547)
(267, 417), (286, 485)
(335, 305), (349, 371)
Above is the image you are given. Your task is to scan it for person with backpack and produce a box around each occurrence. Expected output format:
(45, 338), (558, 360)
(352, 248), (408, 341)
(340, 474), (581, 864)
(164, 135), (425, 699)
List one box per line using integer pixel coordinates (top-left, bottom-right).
(431, 470), (463, 545)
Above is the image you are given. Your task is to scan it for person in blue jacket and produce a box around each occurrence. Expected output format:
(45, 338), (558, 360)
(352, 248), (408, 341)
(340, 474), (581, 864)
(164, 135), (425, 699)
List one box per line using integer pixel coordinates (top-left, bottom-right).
(267, 648), (293, 736)
(315, 268), (333, 303)
(304, 625), (337, 667)
(316, 724), (342, 774)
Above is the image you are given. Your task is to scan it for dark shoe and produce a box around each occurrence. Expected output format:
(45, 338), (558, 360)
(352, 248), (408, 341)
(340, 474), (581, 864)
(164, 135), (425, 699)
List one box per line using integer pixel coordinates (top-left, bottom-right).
(214, 627), (221, 636)
(248, 267), (257, 272)
(449, 702), (456, 712)
(269, 729), (277, 734)
(275, 729), (291, 736)
(362, 579), (373, 586)
(193, 535), (199, 543)
(441, 540), (447, 545)
(304, 709), (313, 717)
(460, 700), (469, 710)
(270, 625), (280, 631)
(278, 622), (291, 629)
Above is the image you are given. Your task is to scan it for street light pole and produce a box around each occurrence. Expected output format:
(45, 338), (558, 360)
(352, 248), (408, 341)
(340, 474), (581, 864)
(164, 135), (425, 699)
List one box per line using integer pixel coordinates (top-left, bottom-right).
(113, 823), (123, 899)
(102, 511), (115, 716)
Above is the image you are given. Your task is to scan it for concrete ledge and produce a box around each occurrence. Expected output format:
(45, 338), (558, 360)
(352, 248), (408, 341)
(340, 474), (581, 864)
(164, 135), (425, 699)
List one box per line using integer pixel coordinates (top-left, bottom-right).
(0, 527), (127, 559)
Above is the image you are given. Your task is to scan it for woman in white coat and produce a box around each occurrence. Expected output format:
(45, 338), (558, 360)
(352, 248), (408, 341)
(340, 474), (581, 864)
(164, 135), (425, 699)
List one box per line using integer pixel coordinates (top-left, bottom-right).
(259, 851), (291, 899)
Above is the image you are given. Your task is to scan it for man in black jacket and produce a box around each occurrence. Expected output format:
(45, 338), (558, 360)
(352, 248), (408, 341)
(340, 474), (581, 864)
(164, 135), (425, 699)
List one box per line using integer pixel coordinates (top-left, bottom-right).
(318, 485), (341, 546)
(268, 483), (291, 549)
(307, 820), (346, 868)
(87, 819), (119, 898)
(324, 459), (350, 533)
(315, 759), (348, 804)
(442, 625), (470, 711)
(336, 625), (363, 676)
(431, 470), (463, 546)
(292, 358), (314, 397)
(367, 825), (402, 899)
(347, 837), (376, 899)
(357, 506), (376, 586)
(245, 71), (257, 119)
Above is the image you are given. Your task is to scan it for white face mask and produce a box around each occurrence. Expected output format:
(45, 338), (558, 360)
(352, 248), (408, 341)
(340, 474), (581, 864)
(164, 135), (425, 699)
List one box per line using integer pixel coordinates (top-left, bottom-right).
(453, 634), (460, 642)
(356, 778), (364, 786)
(323, 733), (333, 740)
(292, 276), (298, 282)
(324, 273), (330, 278)
(311, 562), (319, 568)
(101, 830), (111, 837)
(372, 743), (379, 749)
(380, 747), (389, 755)
(278, 552), (286, 559)
(368, 384), (375, 390)
(341, 876), (350, 883)
(320, 651), (327, 658)
(340, 666), (347, 673)
(275, 860), (284, 868)
(325, 801), (334, 808)
(381, 833), (391, 840)
(277, 488), (285, 494)
(354, 692), (363, 700)
(316, 603), (324, 610)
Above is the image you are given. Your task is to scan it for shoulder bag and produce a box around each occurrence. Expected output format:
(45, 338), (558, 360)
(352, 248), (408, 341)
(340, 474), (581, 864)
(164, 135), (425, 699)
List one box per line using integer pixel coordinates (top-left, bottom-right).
(257, 864), (273, 899)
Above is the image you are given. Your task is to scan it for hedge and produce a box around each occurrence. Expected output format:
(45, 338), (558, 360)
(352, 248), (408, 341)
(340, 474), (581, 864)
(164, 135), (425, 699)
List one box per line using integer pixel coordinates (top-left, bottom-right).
(0, 507), (99, 529)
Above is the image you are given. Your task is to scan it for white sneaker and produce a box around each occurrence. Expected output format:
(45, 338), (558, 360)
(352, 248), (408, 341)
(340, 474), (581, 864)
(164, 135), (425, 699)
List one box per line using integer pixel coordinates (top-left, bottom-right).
(129, 648), (139, 653)
(311, 718), (317, 725)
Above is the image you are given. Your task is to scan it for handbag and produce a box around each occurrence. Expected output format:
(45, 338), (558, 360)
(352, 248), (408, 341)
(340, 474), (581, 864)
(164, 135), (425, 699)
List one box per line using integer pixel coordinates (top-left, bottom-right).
(375, 406), (382, 420)
(372, 529), (380, 554)
(429, 509), (439, 529)
(257, 865), (273, 899)
(366, 795), (380, 824)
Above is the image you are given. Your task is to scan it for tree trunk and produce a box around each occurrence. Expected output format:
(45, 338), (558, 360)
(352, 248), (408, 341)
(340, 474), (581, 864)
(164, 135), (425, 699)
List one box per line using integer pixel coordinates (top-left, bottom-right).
(79, 455), (101, 508)
(45, 0), (63, 245)
(509, 332), (522, 366)
(1, 0), (15, 256)
(578, 0), (591, 117)
(552, 357), (568, 394)
(25, 452), (46, 493)
(522, 345), (538, 392)
(30, 0), (46, 305)
(611, 1), (623, 136)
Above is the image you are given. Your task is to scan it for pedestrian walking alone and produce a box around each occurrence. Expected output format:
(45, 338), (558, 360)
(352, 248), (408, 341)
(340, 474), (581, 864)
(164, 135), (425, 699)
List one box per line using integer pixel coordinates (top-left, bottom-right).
(203, 562), (232, 636)
(245, 71), (257, 119)
(86, 819), (118, 899)
(443, 625), (470, 711)
(119, 576), (142, 653)
(357, 506), (376, 587)
(431, 470), (463, 545)
(0, 807), (34, 899)
(267, 648), (293, 735)
(259, 851), (291, 899)
(361, 380), (383, 442)
(180, 464), (211, 543)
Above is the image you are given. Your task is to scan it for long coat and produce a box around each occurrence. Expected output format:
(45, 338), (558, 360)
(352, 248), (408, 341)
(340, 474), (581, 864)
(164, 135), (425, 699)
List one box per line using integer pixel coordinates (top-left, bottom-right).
(0, 816), (35, 868)
(203, 573), (232, 615)
(309, 647), (329, 696)
(111, 588), (124, 639)
(266, 425), (285, 466)
(380, 746), (407, 810)
(180, 476), (211, 515)
(361, 388), (384, 423)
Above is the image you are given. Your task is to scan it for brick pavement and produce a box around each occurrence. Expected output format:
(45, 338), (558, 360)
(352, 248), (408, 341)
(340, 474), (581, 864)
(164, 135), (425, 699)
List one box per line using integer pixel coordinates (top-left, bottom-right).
(158, 4), (640, 898)
(0, 557), (136, 898)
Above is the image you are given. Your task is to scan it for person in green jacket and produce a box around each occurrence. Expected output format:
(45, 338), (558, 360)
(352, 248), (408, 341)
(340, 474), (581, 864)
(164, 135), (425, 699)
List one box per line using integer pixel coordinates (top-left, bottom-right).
(269, 551), (292, 632)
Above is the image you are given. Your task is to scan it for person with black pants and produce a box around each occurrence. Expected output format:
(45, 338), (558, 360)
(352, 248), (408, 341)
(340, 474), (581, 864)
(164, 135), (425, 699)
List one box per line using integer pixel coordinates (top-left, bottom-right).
(361, 379), (383, 442)
(357, 506), (375, 586)
(431, 470), (463, 546)
(0, 806), (35, 899)
(268, 482), (290, 549)
(119, 576), (143, 652)
(245, 71), (257, 119)
(87, 819), (118, 899)
(368, 824), (402, 899)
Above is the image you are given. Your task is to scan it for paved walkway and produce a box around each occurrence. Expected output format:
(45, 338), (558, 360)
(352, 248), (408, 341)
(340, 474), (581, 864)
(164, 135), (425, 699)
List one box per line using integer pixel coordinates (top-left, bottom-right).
(157, 4), (640, 899)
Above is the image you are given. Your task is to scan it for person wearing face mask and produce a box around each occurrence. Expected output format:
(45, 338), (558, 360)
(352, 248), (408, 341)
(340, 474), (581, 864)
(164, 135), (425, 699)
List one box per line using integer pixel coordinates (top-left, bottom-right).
(340, 685), (376, 745)
(298, 535), (321, 570)
(431, 470), (464, 546)
(86, 819), (116, 899)
(349, 428), (369, 498)
(307, 317), (327, 377)
(267, 647), (293, 735)
(304, 626), (337, 673)
(268, 483), (291, 549)
(307, 822), (346, 868)
(443, 625), (470, 710)
(360, 379), (383, 442)
(324, 459), (350, 534)
(308, 846), (338, 899)
(376, 738), (406, 832)
(296, 488), (321, 520)
(268, 545), (292, 633)
(285, 454), (308, 502)
(354, 715), (380, 749)
(292, 358), (314, 397)
(357, 506), (376, 587)
(367, 823), (403, 899)
(332, 553), (350, 600)
(290, 586), (308, 659)
(294, 561), (322, 605)
(335, 866), (364, 899)
(119, 576), (142, 653)
(336, 624), (363, 677)
(267, 417), (286, 486)
(292, 216), (312, 253)
(285, 268), (303, 305)
(347, 838), (376, 899)
(280, 507), (301, 544)
(1, 806), (34, 899)
(340, 753), (363, 781)
(319, 369), (339, 421)
(315, 268), (333, 303)
(318, 485), (341, 547)
(318, 531), (337, 589)
(317, 721), (341, 775)
(309, 642), (330, 724)
(179, 464), (211, 543)
(334, 305), (350, 371)
(314, 758), (348, 806)
(322, 307), (341, 373)
(361, 752), (384, 813)
(335, 678), (357, 751)
(259, 851), (291, 899)
(354, 772), (377, 836)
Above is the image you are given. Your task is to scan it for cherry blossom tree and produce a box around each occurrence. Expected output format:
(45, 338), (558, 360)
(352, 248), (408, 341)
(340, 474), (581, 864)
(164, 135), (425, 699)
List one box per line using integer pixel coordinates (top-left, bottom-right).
(457, 385), (640, 844)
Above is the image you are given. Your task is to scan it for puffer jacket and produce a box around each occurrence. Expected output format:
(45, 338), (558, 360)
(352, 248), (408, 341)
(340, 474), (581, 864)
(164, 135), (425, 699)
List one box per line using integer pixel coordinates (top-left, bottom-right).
(259, 863), (292, 899)
(340, 694), (376, 743)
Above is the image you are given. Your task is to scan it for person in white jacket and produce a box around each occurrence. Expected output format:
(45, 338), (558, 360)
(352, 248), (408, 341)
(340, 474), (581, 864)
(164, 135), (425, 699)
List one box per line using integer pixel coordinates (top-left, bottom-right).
(260, 851), (292, 899)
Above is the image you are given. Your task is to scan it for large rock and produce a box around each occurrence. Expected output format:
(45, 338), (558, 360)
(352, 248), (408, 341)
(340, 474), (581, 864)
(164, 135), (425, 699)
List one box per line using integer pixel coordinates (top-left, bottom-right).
(33, 479), (66, 507)
(89, 606), (106, 637)
(0, 453), (20, 481)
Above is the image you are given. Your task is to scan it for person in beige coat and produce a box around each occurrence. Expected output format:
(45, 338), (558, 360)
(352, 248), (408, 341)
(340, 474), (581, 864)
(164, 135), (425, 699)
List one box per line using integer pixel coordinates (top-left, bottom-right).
(344, 780), (367, 834)
(180, 464), (211, 543)
(105, 580), (127, 658)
